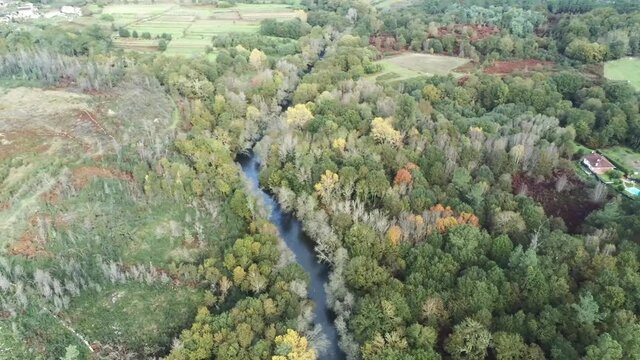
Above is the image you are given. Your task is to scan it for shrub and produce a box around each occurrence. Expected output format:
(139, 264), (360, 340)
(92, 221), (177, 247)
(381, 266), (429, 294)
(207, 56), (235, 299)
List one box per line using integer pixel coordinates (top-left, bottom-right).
(158, 39), (168, 52)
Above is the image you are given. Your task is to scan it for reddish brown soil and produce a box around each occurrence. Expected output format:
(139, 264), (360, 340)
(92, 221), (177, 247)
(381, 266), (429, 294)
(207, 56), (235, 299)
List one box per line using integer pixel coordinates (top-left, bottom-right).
(455, 61), (477, 72)
(71, 166), (133, 189)
(40, 184), (62, 204)
(484, 60), (554, 75)
(437, 24), (499, 42)
(580, 63), (604, 81)
(513, 171), (603, 232)
(39, 166), (133, 206)
(9, 215), (52, 258)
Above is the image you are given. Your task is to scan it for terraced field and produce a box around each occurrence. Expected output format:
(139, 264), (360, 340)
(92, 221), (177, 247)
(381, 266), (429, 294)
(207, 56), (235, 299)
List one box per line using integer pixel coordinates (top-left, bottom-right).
(100, 3), (300, 56)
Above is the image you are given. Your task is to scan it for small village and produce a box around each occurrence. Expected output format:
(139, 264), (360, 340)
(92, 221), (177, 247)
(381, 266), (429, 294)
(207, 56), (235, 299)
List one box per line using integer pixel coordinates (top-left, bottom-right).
(0, 1), (82, 23)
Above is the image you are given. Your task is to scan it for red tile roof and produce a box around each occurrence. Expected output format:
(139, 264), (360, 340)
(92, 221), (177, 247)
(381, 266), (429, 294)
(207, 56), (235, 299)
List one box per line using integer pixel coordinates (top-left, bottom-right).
(584, 153), (615, 169)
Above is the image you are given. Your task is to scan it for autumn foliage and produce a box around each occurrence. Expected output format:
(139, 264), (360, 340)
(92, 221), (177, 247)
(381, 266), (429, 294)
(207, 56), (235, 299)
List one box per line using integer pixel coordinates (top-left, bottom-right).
(430, 204), (480, 234)
(394, 168), (412, 186)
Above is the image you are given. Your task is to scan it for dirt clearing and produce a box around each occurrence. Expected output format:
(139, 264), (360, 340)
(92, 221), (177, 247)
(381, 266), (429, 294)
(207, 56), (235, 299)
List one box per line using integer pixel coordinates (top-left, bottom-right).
(484, 60), (554, 75)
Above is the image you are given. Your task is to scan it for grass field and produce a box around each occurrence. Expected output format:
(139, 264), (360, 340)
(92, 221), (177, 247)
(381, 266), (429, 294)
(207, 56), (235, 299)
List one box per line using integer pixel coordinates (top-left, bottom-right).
(372, 53), (470, 82)
(600, 146), (640, 176)
(98, 3), (299, 56)
(64, 283), (203, 356)
(604, 57), (640, 91)
(372, 0), (412, 9)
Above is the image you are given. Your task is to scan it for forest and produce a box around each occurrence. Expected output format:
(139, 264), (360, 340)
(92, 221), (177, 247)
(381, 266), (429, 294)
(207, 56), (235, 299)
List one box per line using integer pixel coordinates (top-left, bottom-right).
(0, 0), (639, 359)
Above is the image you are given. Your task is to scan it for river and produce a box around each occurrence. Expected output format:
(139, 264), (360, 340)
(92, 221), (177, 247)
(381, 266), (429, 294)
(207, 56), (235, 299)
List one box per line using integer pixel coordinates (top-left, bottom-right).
(237, 151), (345, 360)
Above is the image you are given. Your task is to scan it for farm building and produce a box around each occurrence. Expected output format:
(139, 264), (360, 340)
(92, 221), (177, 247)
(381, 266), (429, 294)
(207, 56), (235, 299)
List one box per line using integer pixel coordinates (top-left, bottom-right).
(583, 153), (616, 175)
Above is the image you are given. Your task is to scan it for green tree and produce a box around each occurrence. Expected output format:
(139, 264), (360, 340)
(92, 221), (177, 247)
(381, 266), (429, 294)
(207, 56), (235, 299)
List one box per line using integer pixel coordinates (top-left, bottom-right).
(445, 319), (491, 360)
(585, 334), (623, 360)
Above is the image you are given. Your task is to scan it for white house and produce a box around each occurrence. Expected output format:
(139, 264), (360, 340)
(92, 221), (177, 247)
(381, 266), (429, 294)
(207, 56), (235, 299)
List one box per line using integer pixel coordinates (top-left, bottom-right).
(15, 3), (38, 19)
(60, 5), (81, 16)
(43, 10), (62, 19)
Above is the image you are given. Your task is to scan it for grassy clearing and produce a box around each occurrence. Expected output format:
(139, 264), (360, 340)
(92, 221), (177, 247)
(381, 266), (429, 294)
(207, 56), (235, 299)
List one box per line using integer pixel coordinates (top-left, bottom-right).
(372, 0), (412, 9)
(100, 3), (298, 56)
(64, 283), (203, 356)
(604, 57), (640, 91)
(600, 146), (640, 175)
(372, 53), (470, 82)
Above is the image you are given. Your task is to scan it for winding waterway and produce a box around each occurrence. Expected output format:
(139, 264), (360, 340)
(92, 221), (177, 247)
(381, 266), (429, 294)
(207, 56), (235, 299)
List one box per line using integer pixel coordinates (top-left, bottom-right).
(237, 151), (345, 360)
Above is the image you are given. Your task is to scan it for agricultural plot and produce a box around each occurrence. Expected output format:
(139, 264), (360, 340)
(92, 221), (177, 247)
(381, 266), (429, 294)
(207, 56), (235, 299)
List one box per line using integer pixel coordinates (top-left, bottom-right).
(101, 3), (299, 56)
(604, 57), (640, 91)
(372, 53), (470, 82)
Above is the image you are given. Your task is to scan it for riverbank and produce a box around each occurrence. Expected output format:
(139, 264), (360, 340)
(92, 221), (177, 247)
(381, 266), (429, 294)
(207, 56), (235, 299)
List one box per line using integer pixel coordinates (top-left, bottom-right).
(237, 151), (345, 360)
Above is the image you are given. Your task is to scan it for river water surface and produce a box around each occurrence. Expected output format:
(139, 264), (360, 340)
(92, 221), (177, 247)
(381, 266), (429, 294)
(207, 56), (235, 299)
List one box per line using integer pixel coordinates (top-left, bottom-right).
(237, 151), (345, 360)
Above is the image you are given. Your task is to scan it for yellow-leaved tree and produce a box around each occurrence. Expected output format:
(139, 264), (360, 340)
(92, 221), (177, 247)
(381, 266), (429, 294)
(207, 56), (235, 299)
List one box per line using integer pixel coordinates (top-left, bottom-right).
(272, 329), (317, 360)
(249, 49), (268, 70)
(314, 170), (339, 200)
(371, 117), (402, 147)
(332, 137), (346, 151)
(286, 104), (314, 127)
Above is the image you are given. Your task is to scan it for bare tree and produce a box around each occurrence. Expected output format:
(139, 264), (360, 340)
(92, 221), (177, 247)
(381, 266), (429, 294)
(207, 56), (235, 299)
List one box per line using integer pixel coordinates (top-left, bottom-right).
(591, 182), (608, 203)
(555, 174), (568, 192)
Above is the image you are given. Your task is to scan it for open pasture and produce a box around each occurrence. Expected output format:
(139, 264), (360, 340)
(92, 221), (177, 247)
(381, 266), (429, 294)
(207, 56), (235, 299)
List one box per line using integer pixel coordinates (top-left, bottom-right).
(372, 53), (470, 82)
(604, 57), (640, 91)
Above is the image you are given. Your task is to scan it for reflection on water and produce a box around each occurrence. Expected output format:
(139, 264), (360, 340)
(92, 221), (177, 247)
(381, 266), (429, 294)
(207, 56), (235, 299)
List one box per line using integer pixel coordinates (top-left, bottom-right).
(237, 151), (345, 360)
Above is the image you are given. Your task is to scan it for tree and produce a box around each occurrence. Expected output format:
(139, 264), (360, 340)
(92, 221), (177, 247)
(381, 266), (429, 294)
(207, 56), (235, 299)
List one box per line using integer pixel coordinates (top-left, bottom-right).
(118, 28), (130, 38)
(603, 30), (629, 60)
(394, 168), (412, 186)
(60, 346), (79, 360)
(565, 39), (607, 63)
(445, 319), (491, 360)
(492, 332), (528, 360)
(272, 329), (317, 360)
(158, 39), (168, 52)
(314, 170), (339, 201)
(422, 84), (442, 103)
(249, 48), (268, 70)
(286, 104), (313, 127)
(572, 292), (603, 325)
(585, 334), (623, 360)
(371, 117), (402, 147)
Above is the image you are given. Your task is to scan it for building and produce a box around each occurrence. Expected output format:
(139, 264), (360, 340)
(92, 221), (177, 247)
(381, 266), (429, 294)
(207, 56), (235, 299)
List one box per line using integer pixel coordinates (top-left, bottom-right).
(60, 5), (81, 16)
(583, 153), (616, 175)
(15, 2), (38, 19)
